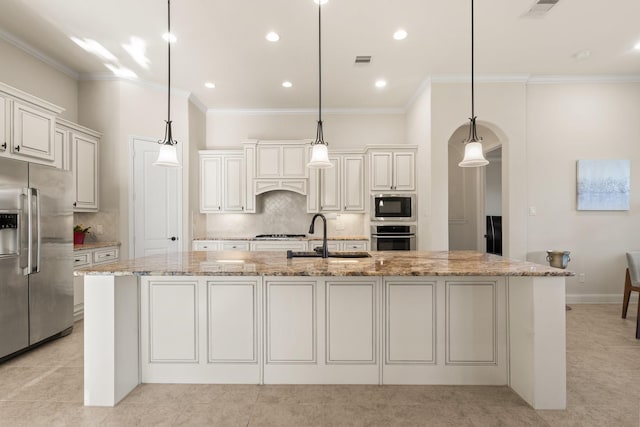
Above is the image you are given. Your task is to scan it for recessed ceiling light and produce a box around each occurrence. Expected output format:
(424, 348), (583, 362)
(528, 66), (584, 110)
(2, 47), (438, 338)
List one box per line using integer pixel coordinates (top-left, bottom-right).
(204, 82), (216, 89)
(393, 29), (408, 40)
(634, 41), (640, 50)
(314, 0), (328, 4)
(282, 81), (293, 88)
(162, 32), (177, 43)
(266, 32), (280, 42)
(375, 79), (387, 88)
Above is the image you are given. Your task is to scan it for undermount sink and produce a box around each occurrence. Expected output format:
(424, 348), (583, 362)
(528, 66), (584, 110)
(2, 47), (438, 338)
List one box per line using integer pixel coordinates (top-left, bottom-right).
(286, 250), (371, 259)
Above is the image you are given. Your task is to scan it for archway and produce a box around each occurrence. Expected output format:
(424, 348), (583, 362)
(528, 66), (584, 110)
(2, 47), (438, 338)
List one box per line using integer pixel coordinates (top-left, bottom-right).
(447, 122), (503, 253)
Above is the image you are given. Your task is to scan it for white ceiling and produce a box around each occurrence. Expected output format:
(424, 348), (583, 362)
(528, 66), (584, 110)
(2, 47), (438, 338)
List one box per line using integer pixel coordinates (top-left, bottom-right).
(1, 0), (639, 110)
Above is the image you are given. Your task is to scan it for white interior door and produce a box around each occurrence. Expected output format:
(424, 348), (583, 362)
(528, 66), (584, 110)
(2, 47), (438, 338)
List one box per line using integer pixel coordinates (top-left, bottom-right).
(131, 137), (182, 258)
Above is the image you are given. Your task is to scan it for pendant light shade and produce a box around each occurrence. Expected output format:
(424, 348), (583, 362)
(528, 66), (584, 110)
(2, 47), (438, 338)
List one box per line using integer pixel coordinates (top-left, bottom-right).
(308, 143), (332, 168)
(306, 0), (333, 169)
(154, 0), (181, 168)
(458, 0), (488, 168)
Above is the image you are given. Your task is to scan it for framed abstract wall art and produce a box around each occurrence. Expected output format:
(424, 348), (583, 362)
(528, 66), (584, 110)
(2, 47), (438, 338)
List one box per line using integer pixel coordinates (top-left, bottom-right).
(576, 159), (630, 211)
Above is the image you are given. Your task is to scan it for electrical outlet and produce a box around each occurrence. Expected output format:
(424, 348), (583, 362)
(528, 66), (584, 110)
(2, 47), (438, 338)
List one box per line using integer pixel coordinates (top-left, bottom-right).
(528, 206), (537, 216)
(335, 221), (345, 231)
(578, 273), (585, 283)
(96, 224), (104, 235)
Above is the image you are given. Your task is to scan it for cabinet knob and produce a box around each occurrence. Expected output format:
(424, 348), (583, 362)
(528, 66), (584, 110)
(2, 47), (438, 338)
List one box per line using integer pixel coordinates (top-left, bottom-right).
(169, 236), (178, 241)
(14, 145), (20, 152)
(0, 142), (6, 150)
(73, 202), (77, 207)
(218, 206), (221, 210)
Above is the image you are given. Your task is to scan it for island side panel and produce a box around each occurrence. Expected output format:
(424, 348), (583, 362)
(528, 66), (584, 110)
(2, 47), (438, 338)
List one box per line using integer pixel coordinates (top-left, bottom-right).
(508, 276), (566, 410)
(84, 275), (139, 406)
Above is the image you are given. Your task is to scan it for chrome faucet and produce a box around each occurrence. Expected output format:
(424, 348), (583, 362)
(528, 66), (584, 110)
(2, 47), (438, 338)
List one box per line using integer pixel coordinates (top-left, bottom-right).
(308, 213), (329, 258)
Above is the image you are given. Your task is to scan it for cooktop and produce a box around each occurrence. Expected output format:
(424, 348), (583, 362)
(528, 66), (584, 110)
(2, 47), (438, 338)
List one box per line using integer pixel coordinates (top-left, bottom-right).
(254, 234), (306, 239)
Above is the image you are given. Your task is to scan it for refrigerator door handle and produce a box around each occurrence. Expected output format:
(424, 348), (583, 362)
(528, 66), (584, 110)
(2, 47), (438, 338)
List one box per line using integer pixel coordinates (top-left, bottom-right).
(24, 188), (40, 275)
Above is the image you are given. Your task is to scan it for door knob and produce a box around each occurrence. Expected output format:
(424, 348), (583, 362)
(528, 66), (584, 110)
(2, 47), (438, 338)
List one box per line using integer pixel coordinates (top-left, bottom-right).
(169, 236), (178, 241)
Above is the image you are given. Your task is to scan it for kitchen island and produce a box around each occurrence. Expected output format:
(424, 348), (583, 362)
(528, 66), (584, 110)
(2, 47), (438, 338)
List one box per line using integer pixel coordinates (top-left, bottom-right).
(77, 250), (572, 409)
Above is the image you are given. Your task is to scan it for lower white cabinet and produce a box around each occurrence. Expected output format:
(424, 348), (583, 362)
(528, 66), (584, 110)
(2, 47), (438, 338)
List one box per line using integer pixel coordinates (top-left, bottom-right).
(250, 240), (308, 251)
(140, 276), (261, 383)
(309, 240), (369, 251)
(135, 275), (508, 386)
(73, 245), (119, 320)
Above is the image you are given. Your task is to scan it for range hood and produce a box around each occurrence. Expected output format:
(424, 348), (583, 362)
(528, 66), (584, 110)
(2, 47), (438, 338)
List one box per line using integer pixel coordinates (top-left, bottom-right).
(254, 179), (307, 196)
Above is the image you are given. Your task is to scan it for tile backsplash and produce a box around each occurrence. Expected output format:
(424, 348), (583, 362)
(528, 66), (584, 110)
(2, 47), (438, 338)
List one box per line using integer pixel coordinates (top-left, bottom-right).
(201, 190), (366, 238)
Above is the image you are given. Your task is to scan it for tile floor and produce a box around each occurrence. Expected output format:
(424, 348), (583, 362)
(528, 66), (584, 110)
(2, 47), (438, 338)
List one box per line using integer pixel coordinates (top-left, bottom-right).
(0, 304), (638, 426)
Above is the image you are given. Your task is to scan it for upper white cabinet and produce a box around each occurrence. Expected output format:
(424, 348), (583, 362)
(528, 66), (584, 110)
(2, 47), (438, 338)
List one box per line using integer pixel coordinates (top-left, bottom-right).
(0, 82), (64, 167)
(369, 148), (416, 192)
(200, 150), (245, 213)
(256, 142), (308, 179)
(57, 119), (100, 212)
(310, 152), (366, 213)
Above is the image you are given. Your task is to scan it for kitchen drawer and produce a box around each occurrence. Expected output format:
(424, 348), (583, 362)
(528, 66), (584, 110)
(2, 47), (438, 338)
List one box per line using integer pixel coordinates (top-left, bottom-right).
(343, 241), (368, 251)
(250, 240), (308, 252)
(193, 241), (220, 251)
(93, 248), (119, 265)
(309, 240), (340, 252)
(73, 252), (91, 268)
(220, 241), (250, 251)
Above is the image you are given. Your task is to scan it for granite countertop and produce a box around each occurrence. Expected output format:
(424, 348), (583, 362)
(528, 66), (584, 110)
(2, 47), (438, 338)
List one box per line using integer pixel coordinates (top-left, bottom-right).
(193, 236), (369, 241)
(75, 250), (574, 277)
(74, 241), (121, 251)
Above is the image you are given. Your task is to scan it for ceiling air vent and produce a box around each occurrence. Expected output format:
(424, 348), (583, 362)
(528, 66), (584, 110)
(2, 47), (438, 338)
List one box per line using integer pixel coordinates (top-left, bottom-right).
(355, 56), (371, 64)
(523, 0), (559, 17)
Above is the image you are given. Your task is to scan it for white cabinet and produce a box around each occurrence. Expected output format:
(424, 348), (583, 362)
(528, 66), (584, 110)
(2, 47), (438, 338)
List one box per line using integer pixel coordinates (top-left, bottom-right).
(200, 150), (245, 213)
(311, 153), (365, 213)
(193, 240), (220, 251)
(220, 240), (250, 251)
(256, 142), (308, 179)
(308, 240), (369, 252)
(58, 119), (100, 212)
(250, 240), (308, 252)
(369, 149), (415, 191)
(0, 82), (64, 167)
(73, 244), (120, 320)
(264, 277), (380, 383)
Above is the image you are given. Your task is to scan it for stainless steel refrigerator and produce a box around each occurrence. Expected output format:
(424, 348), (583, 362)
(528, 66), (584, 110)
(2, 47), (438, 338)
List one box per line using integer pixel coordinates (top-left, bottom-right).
(0, 157), (73, 361)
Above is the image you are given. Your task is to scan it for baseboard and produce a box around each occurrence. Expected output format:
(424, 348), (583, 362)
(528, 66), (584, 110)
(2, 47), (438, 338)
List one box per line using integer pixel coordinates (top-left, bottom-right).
(73, 303), (84, 322)
(566, 293), (638, 304)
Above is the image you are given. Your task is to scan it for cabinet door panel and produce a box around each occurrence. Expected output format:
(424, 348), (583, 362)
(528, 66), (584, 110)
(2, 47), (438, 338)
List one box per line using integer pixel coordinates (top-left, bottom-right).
(256, 146), (280, 178)
(326, 281), (375, 363)
(224, 156), (244, 211)
(343, 155), (365, 211)
(267, 281), (316, 362)
(282, 145), (307, 178)
(394, 152), (415, 191)
(386, 281), (435, 363)
(0, 96), (8, 158)
(208, 281), (257, 362)
(320, 157), (340, 211)
(73, 134), (98, 210)
(446, 282), (496, 364)
(148, 281), (198, 362)
(370, 152), (393, 191)
(200, 156), (222, 212)
(12, 101), (55, 162)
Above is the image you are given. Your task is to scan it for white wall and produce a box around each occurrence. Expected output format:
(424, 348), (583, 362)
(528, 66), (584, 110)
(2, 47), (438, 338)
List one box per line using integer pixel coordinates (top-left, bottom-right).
(188, 100), (207, 241)
(0, 38), (78, 121)
(405, 81), (432, 250)
(207, 112), (406, 149)
(526, 82), (640, 302)
(78, 79), (192, 258)
(431, 82), (528, 259)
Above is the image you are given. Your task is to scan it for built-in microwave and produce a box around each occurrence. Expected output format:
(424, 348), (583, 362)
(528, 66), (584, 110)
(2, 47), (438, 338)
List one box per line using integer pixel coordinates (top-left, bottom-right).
(371, 194), (416, 222)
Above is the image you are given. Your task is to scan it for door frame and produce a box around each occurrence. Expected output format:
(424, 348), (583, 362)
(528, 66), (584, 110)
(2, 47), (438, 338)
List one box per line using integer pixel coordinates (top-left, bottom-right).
(128, 135), (183, 259)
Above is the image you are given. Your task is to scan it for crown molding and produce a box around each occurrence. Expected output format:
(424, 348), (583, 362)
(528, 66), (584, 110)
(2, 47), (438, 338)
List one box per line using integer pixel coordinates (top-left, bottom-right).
(404, 77), (432, 111)
(188, 94), (207, 114)
(431, 74), (531, 83)
(80, 72), (191, 98)
(207, 107), (405, 115)
(527, 74), (640, 84)
(0, 27), (79, 80)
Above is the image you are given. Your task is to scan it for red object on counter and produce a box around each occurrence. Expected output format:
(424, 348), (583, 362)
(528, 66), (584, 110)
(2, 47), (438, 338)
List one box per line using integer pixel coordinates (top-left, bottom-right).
(74, 231), (85, 245)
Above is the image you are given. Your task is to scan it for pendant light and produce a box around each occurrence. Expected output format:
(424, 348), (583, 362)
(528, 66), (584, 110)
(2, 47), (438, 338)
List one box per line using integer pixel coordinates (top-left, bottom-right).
(307, 0), (333, 169)
(458, 0), (489, 168)
(154, 0), (181, 168)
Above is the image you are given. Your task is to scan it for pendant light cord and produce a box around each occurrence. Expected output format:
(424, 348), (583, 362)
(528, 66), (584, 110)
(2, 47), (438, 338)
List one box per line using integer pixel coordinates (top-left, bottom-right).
(467, 0), (479, 142)
(167, 0), (171, 124)
(314, 2), (325, 145)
